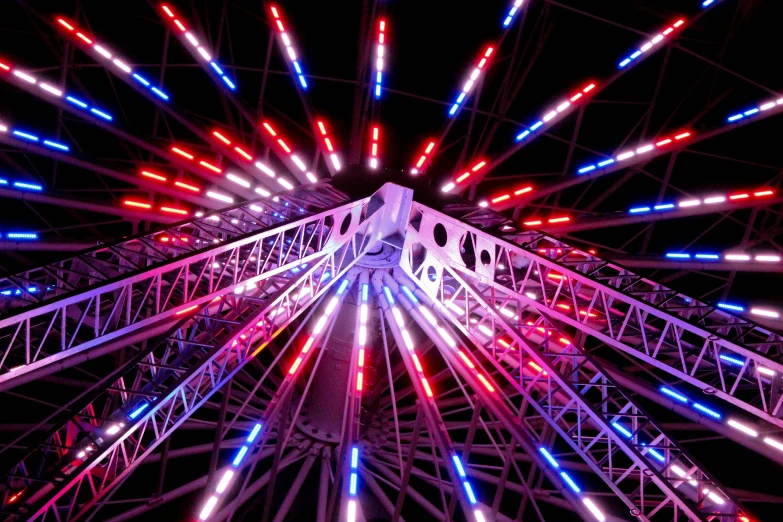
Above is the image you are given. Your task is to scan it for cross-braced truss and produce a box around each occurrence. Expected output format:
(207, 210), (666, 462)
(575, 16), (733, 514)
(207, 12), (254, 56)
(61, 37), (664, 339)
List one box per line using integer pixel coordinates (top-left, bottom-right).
(0, 182), (778, 521)
(1, 0), (783, 520)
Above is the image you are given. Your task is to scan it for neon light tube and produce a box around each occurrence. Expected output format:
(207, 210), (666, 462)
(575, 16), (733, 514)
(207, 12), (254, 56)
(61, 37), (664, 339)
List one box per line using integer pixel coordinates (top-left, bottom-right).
(660, 387), (688, 403)
(560, 472), (581, 493)
(612, 422), (633, 438)
(727, 419), (758, 437)
(213, 470), (234, 494)
(692, 403), (721, 419)
(502, 0), (526, 27)
(718, 354), (744, 366)
(763, 437), (783, 452)
(751, 308), (779, 318)
(12, 182), (42, 191)
(207, 191), (233, 204)
(128, 403), (149, 419)
(618, 19), (685, 68)
(452, 455), (467, 477)
(269, 5), (308, 90)
(247, 423), (262, 442)
(583, 499), (606, 521)
(374, 19), (386, 99)
(199, 496), (218, 520)
(43, 140), (70, 151)
(448, 46), (494, 117)
(538, 447), (560, 468)
(6, 233), (38, 240)
(232, 446), (249, 466)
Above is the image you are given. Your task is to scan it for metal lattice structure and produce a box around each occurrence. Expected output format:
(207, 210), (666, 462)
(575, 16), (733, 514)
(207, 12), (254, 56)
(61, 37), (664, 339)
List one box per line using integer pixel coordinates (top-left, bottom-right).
(1, 0), (783, 521)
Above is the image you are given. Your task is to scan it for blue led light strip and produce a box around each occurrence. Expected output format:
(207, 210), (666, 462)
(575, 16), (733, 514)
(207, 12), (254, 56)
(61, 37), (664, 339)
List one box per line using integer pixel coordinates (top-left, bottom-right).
(3, 125), (70, 152)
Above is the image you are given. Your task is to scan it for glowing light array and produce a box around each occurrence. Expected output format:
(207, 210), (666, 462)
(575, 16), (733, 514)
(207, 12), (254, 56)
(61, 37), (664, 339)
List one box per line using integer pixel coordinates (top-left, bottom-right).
(374, 19), (386, 99)
(449, 82), (596, 199)
(262, 120), (317, 184)
(270, 5), (308, 90)
(718, 301), (780, 320)
(391, 285), (487, 521)
(0, 177), (42, 192)
(727, 96), (783, 123)
(0, 121), (70, 152)
(369, 126), (381, 169)
(442, 160), (487, 192)
(316, 120), (341, 171)
(56, 17), (170, 101)
(1, 58), (114, 121)
(522, 215), (569, 227)
(160, 4), (237, 91)
(347, 446), (360, 522)
(448, 46), (494, 117)
(535, 446), (606, 520)
(170, 144), (227, 178)
(140, 168), (203, 195)
(515, 83), (596, 144)
(628, 188), (774, 215)
(355, 283), (369, 393)
(502, 0), (526, 28)
(577, 131), (691, 175)
(452, 15), (702, 195)
(1, 232), (38, 240)
(346, 286), (368, 520)
(412, 140), (436, 173)
(402, 288), (497, 395)
(198, 281), (348, 520)
(662, 250), (780, 265)
(618, 19), (685, 68)
(655, 384), (730, 423)
(209, 130), (278, 196)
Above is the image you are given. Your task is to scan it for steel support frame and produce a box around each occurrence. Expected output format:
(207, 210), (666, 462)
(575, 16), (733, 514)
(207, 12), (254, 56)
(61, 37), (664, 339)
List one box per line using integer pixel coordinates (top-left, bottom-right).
(400, 205), (758, 520)
(0, 186), (354, 385)
(408, 203), (783, 429)
(389, 276), (596, 521)
(4, 195), (385, 520)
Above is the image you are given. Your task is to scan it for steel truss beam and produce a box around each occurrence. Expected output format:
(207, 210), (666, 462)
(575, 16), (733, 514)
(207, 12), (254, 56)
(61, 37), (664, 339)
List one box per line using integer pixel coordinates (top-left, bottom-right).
(0, 183), (775, 521)
(1, 189), (386, 520)
(386, 276), (598, 521)
(0, 184), (351, 388)
(406, 203), (783, 430)
(398, 204), (769, 520)
(374, 278), (475, 519)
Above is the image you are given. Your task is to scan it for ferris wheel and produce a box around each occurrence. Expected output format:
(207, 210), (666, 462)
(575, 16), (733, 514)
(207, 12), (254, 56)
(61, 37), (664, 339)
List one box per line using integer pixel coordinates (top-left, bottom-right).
(0, 1), (782, 520)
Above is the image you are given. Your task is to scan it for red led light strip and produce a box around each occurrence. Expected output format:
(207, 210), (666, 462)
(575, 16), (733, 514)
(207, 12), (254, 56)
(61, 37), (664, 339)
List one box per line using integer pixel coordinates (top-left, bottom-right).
(412, 140), (436, 174)
(170, 145), (223, 175)
(369, 126), (380, 169)
(261, 120), (316, 184)
(316, 120), (341, 171)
